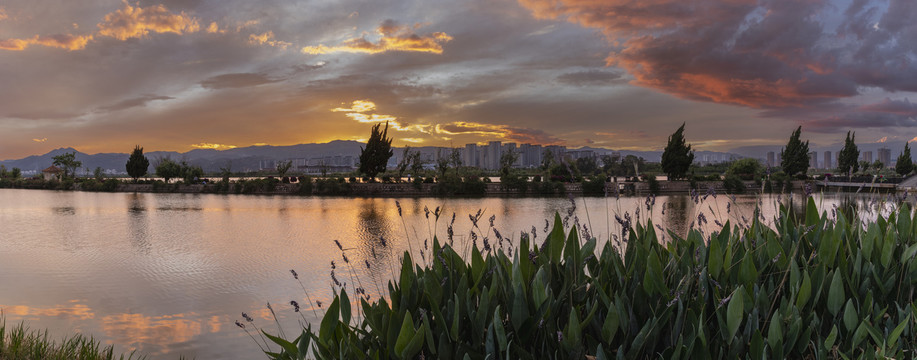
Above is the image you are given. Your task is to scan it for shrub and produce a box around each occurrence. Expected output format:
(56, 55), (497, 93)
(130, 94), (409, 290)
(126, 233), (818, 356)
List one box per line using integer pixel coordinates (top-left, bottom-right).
(581, 174), (607, 196)
(266, 200), (917, 360)
(645, 174), (660, 195)
(722, 173), (745, 194)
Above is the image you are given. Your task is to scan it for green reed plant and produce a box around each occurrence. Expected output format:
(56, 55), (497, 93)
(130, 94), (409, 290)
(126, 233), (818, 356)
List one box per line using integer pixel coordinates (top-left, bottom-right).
(261, 195), (917, 359)
(0, 316), (143, 360)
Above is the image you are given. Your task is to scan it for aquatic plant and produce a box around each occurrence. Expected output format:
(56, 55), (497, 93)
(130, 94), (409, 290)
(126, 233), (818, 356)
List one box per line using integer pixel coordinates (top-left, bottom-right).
(257, 195), (917, 359)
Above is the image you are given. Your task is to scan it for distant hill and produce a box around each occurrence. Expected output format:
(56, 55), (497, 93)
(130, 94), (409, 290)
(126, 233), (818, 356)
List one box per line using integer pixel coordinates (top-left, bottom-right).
(1, 141), (746, 175)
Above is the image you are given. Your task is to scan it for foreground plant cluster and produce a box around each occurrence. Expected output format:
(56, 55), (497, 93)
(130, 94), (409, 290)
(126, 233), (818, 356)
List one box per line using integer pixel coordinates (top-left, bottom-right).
(265, 198), (917, 359)
(0, 320), (141, 360)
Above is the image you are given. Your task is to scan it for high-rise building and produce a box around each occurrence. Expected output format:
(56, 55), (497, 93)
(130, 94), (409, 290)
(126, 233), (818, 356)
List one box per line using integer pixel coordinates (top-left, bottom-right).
(484, 141), (503, 170)
(878, 147), (891, 167)
(463, 143), (478, 168)
(823, 151), (832, 170)
(766, 151), (775, 167)
(519, 144), (542, 168)
(863, 151), (873, 163)
(809, 151), (818, 169)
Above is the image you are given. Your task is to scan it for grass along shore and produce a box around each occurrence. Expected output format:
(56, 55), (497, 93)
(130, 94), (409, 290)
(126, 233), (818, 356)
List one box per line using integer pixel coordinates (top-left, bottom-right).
(0, 317), (145, 360)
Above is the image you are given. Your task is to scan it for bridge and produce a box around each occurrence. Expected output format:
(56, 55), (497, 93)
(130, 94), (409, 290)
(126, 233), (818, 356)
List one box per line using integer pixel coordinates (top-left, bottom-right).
(816, 174), (917, 192)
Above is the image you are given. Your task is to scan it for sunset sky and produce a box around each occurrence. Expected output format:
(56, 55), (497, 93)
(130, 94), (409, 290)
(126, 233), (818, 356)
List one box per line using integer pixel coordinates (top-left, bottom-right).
(2, 0), (916, 159)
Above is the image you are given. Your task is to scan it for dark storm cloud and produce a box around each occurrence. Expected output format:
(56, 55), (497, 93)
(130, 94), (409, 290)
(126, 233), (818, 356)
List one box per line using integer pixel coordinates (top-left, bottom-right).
(519, 0), (917, 126)
(556, 70), (624, 87)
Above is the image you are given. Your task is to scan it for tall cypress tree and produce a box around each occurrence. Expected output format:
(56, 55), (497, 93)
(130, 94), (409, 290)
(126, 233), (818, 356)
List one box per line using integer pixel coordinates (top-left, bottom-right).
(838, 131), (859, 176)
(661, 123), (694, 180)
(125, 145), (150, 182)
(358, 122), (394, 180)
(780, 126), (810, 176)
(896, 141), (914, 176)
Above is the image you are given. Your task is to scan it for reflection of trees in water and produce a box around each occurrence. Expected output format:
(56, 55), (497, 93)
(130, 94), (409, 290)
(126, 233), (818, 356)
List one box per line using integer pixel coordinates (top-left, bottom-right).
(127, 193), (151, 253)
(356, 200), (396, 284)
(663, 196), (690, 239)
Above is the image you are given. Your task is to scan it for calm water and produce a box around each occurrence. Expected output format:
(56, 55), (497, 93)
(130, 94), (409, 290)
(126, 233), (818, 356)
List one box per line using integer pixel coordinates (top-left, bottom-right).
(0, 189), (884, 358)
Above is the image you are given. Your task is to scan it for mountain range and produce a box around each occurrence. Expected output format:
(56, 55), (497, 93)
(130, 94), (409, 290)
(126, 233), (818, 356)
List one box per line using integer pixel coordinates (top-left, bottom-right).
(0, 141), (745, 175)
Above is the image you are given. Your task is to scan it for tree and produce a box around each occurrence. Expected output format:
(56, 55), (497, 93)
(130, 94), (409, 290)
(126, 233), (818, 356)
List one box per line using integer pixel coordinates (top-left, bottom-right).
(358, 122), (394, 180)
(838, 131), (859, 176)
(661, 123), (694, 179)
(276, 160), (293, 177)
(872, 160), (884, 172)
(409, 151), (423, 177)
(727, 158), (762, 180)
(436, 149), (451, 178)
(52, 151), (82, 179)
(397, 146), (413, 180)
(500, 150), (519, 177)
(897, 142), (914, 176)
(155, 158), (182, 183)
(10, 167), (21, 179)
(180, 161), (204, 183)
(575, 156), (599, 176)
(125, 145), (150, 182)
(449, 148), (462, 170)
(779, 126), (810, 176)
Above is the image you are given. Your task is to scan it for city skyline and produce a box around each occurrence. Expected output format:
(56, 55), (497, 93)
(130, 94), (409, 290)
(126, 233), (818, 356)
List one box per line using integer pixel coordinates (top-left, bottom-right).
(2, 1), (917, 160)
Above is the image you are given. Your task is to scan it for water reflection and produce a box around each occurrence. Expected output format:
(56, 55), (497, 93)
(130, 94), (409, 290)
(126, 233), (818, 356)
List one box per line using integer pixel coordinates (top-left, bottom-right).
(128, 194), (151, 253)
(2, 189), (914, 360)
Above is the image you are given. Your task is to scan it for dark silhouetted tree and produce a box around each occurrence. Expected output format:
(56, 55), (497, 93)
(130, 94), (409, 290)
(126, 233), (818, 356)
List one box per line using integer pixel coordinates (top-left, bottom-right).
(276, 160), (293, 177)
(52, 151), (82, 179)
(125, 145), (150, 182)
(897, 142), (914, 176)
(661, 123), (694, 180)
(358, 122), (393, 180)
(780, 126), (810, 176)
(155, 158), (181, 183)
(838, 131), (859, 176)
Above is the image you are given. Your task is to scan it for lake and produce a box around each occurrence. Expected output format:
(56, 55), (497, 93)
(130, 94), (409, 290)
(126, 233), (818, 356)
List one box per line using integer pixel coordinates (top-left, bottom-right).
(0, 188), (890, 358)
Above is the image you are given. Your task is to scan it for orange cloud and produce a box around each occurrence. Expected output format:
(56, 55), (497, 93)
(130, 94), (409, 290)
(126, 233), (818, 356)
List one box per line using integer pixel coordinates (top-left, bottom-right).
(206, 22), (222, 34)
(332, 100), (377, 113)
(0, 7), (7, 21)
(0, 34), (93, 51)
(0, 302), (95, 320)
(97, 2), (200, 40)
(32, 138), (47, 142)
(248, 31), (290, 49)
(435, 121), (563, 144)
(190, 142), (237, 150)
(302, 20), (452, 55)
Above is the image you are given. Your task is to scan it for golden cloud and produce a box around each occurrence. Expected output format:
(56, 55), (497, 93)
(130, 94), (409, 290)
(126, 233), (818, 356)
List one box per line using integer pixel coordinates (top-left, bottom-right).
(97, 2), (200, 40)
(0, 34), (93, 51)
(190, 143), (237, 150)
(332, 100), (377, 113)
(206, 22), (222, 34)
(0, 302), (95, 320)
(248, 31), (291, 49)
(32, 137), (48, 142)
(435, 121), (563, 144)
(302, 20), (452, 55)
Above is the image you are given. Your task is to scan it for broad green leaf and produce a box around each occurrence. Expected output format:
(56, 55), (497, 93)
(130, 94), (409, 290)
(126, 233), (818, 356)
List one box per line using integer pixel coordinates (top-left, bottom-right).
(726, 287), (744, 342)
(548, 213), (565, 263)
(827, 272), (845, 317)
(888, 314), (910, 348)
(842, 299), (858, 332)
(493, 306), (507, 351)
(400, 322), (426, 359)
(881, 227), (896, 267)
(340, 288), (351, 326)
(767, 312), (783, 352)
(319, 296), (340, 343)
(796, 270), (812, 309)
(394, 312), (416, 356)
(643, 250), (666, 296)
(708, 234), (723, 278)
(601, 305), (620, 343)
(824, 325), (838, 351)
(263, 330), (299, 356)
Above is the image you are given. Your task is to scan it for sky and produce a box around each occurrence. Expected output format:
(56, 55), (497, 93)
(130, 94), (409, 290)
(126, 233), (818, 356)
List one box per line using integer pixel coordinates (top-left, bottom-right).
(1, 0), (917, 160)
